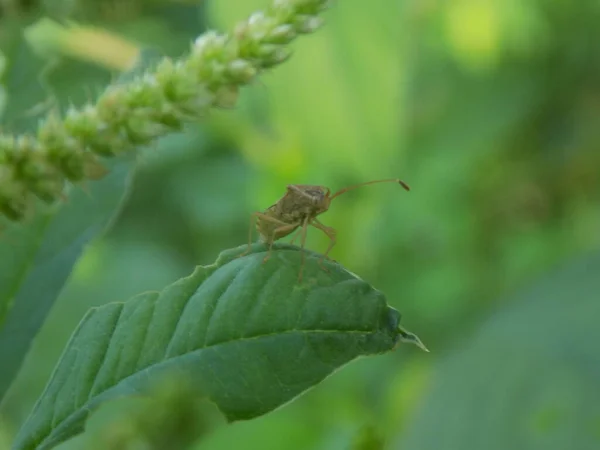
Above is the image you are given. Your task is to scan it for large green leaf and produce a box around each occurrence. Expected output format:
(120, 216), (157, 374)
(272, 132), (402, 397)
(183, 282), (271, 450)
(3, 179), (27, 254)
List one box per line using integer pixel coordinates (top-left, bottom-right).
(397, 252), (600, 450)
(13, 243), (426, 450)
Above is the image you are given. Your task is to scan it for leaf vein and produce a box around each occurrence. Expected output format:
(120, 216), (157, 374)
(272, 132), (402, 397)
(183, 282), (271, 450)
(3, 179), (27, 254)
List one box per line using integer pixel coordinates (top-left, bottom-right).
(133, 298), (157, 371)
(87, 303), (126, 400)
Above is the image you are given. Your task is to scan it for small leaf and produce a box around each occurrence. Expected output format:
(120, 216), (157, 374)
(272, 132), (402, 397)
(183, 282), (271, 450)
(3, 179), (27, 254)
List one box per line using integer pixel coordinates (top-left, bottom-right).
(14, 243), (425, 450)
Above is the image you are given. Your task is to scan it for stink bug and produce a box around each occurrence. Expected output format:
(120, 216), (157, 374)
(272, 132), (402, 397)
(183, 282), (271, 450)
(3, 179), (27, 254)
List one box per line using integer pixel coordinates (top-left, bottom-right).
(239, 179), (410, 282)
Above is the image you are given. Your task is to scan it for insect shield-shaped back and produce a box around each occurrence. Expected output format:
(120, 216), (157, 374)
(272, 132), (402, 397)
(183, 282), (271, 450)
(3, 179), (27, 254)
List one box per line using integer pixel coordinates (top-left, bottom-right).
(255, 185), (330, 244)
(280, 185), (332, 221)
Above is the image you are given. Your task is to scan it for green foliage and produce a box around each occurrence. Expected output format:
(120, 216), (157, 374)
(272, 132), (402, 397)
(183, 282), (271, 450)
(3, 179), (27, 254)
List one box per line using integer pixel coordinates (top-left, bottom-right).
(0, 34), (139, 402)
(14, 243), (424, 450)
(351, 425), (385, 450)
(0, 52), (6, 120)
(1, 0), (599, 449)
(54, 375), (225, 450)
(0, 40), (159, 402)
(398, 252), (600, 450)
(0, 33), (54, 134)
(0, 156), (134, 402)
(0, 0), (330, 224)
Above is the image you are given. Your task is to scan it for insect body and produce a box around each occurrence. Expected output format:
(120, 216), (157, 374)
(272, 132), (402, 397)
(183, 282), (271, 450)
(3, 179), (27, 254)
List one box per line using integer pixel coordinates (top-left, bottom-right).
(241, 179), (410, 281)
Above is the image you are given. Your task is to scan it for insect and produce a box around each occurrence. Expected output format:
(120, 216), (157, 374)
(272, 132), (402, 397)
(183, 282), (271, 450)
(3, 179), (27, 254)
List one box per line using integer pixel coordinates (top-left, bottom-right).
(239, 178), (410, 281)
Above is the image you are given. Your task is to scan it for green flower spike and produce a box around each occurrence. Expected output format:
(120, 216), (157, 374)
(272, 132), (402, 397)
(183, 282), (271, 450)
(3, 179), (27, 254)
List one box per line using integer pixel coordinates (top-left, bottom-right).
(0, 0), (332, 224)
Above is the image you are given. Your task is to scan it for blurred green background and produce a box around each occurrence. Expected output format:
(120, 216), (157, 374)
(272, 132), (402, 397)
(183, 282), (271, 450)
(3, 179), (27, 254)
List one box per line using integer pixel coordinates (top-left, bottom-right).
(1, 0), (599, 449)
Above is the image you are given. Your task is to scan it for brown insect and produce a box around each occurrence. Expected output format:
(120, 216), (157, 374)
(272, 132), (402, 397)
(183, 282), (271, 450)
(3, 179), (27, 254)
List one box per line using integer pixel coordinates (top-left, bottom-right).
(240, 179), (410, 281)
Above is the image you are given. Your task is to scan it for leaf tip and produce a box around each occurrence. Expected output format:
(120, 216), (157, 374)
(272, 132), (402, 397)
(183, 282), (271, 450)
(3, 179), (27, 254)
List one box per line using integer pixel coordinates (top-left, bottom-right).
(398, 326), (429, 352)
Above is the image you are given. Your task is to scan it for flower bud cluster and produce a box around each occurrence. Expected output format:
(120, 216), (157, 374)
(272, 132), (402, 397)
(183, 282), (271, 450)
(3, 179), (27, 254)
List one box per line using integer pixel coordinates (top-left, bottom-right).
(0, 0), (330, 223)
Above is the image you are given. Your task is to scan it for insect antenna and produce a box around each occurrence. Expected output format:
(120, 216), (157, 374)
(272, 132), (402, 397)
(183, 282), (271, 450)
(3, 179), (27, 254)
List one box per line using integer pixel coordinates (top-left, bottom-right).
(329, 178), (410, 200)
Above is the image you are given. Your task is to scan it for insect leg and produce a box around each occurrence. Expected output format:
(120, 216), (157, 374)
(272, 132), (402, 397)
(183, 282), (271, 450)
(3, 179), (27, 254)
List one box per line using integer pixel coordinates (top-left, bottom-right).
(238, 212), (294, 258)
(310, 218), (337, 272)
(289, 227), (302, 245)
(236, 213), (257, 258)
(297, 216), (310, 282)
(264, 222), (301, 264)
(253, 212), (294, 228)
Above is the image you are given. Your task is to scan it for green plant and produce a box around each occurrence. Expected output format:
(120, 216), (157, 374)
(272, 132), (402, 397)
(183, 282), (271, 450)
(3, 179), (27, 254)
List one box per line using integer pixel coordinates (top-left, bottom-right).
(14, 244), (425, 450)
(0, 0), (330, 224)
(0, 1), (427, 449)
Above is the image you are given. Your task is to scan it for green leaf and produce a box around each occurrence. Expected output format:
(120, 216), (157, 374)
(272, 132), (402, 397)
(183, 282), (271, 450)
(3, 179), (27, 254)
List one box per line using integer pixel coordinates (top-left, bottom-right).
(0, 29), (52, 133)
(397, 252), (600, 450)
(0, 157), (134, 402)
(0, 45), (169, 402)
(14, 243), (425, 450)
